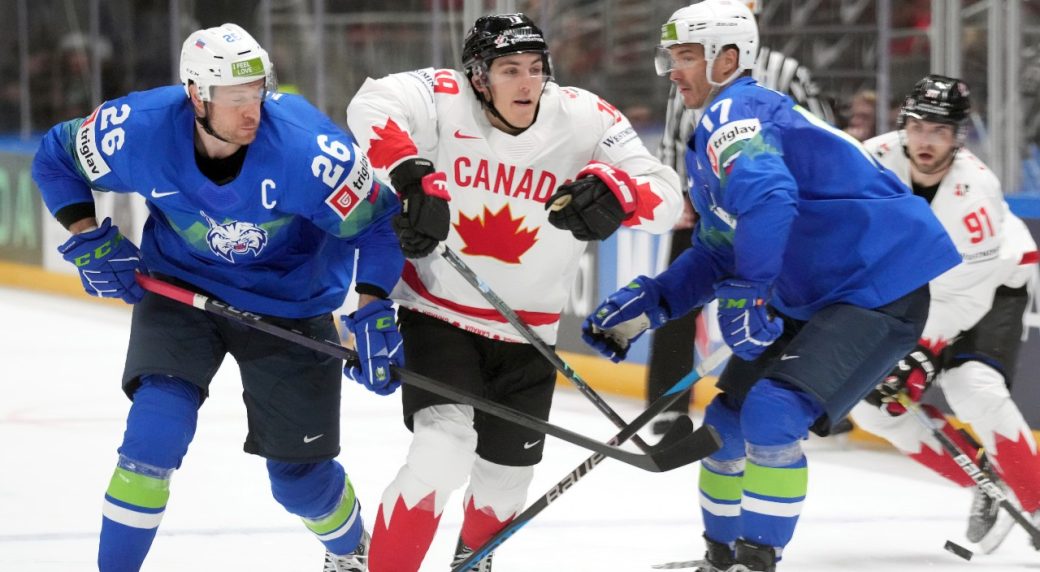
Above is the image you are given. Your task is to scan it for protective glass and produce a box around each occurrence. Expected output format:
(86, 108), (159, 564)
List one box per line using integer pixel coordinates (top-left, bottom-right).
(209, 83), (269, 107)
(487, 53), (550, 86)
(654, 45), (700, 76)
(903, 117), (960, 145)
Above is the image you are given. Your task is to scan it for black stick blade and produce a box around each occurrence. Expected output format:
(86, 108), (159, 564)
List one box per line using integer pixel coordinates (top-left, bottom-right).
(649, 420), (722, 472)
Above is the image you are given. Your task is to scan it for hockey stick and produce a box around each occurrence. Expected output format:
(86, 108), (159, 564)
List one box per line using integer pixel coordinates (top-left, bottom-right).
(135, 274), (716, 473)
(895, 393), (1040, 549)
(451, 346), (729, 572)
(439, 244), (655, 453)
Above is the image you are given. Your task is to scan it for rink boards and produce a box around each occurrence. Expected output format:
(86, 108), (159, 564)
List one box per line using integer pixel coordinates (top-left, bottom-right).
(2, 147), (1038, 431)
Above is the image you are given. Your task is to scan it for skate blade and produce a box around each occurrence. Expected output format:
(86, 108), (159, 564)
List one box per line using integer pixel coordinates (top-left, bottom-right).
(977, 508), (1017, 554)
(652, 559), (707, 569)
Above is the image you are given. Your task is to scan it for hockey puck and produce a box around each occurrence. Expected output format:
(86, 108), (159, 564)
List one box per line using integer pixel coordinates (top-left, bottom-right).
(944, 540), (973, 561)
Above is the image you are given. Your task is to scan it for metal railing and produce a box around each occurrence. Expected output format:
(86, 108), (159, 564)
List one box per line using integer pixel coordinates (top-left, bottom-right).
(4, 0), (1039, 194)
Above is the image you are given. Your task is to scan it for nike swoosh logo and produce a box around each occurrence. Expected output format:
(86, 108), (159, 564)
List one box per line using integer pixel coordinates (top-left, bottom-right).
(780, 354), (800, 361)
(523, 440), (541, 449)
(150, 188), (179, 198)
(303, 434), (324, 443)
(453, 129), (480, 140)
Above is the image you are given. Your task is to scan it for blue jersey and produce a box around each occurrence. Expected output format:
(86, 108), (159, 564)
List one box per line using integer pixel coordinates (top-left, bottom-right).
(657, 77), (959, 320)
(32, 86), (403, 318)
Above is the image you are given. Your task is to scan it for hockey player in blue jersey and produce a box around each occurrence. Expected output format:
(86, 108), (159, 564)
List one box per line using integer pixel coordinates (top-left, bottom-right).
(31, 23), (403, 572)
(581, 1), (961, 570)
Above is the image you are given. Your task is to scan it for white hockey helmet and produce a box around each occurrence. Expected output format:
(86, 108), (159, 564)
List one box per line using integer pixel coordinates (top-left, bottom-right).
(179, 23), (275, 102)
(655, 0), (759, 84)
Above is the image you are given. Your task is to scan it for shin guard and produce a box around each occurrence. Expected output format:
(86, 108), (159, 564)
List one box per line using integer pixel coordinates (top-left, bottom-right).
(99, 375), (200, 572)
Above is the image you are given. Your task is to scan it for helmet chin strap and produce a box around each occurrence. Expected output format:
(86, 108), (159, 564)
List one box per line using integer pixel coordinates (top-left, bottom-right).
(479, 81), (546, 135)
(696, 54), (745, 111)
(195, 101), (234, 144)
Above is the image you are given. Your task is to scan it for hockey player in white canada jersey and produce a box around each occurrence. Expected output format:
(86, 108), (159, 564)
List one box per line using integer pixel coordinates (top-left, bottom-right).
(851, 75), (1040, 554)
(349, 33), (681, 346)
(346, 13), (683, 572)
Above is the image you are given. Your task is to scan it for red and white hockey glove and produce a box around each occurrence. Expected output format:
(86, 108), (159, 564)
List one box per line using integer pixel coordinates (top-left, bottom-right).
(866, 343), (939, 415)
(390, 158), (451, 258)
(546, 162), (638, 241)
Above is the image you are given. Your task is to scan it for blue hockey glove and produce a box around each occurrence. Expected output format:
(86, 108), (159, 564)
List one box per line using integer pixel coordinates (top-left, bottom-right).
(582, 276), (669, 363)
(57, 217), (147, 304)
(341, 299), (403, 396)
(714, 278), (783, 361)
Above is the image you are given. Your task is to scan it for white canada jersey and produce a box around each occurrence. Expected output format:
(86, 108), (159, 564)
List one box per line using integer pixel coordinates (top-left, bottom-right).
(865, 131), (1038, 346)
(347, 68), (683, 343)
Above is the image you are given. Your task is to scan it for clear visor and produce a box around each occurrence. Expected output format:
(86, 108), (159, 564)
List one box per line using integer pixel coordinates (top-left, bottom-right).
(209, 82), (269, 107)
(486, 52), (551, 86)
(902, 116), (962, 144)
(654, 45), (700, 76)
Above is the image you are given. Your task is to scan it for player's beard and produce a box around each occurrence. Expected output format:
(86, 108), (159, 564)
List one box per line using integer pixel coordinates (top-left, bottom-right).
(911, 147), (957, 176)
(212, 119), (259, 146)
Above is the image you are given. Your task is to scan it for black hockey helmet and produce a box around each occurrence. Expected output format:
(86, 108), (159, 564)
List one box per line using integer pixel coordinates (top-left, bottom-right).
(898, 74), (971, 127)
(462, 13), (552, 81)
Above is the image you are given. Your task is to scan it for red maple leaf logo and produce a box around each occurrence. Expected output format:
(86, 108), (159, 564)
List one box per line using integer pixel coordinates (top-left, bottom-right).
(621, 181), (663, 227)
(454, 204), (539, 264)
(367, 118), (418, 169)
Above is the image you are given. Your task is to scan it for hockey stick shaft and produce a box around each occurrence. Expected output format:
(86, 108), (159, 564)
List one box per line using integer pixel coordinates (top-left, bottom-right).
(439, 245), (653, 453)
(895, 393), (1040, 546)
(452, 345), (730, 571)
(135, 274), (691, 473)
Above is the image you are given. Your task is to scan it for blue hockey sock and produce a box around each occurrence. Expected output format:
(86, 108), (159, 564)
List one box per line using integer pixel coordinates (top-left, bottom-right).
(700, 394), (747, 545)
(99, 376), (200, 572)
(100, 375), (200, 572)
(738, 378), (823, 551)
(740, 453), (807, 549)
(268, 459), (365, 555)
(700, 458), (745, 545)
(99, 458), (172, 572)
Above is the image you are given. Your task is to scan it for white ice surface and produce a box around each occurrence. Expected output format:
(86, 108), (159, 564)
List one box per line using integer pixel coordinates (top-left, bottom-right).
(1, 286), (1038, 571)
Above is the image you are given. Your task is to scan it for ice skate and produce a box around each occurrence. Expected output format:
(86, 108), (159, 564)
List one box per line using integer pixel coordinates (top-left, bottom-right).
(323, 530), (369, 572)
(451, 536), (494, 572)
(966, 463), (1017, 554)
(730, 539), (776, 572)
(652, 534), (735, 570)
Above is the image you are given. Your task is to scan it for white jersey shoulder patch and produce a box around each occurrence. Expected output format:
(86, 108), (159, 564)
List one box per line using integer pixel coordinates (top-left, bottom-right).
(75, 105), (113, 181)
(600, 122), (638, 149)
(706, 118), (761, 177)
(708, 118), (762, 156)
(403, 68), (438, 102)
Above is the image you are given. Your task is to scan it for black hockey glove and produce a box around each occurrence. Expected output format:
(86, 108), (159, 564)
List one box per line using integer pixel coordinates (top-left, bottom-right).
(390, 158), (451, 258)
(546, 162), (638, 241)
(864, 343), (939, 415)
